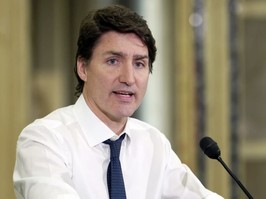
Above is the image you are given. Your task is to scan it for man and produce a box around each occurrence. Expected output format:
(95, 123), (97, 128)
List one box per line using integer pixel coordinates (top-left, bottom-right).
(13, 5), (224, 199)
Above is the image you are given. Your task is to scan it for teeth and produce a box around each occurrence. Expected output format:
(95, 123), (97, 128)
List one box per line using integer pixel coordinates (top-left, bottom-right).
(115, 91), (132, 95)
(119, 92), (130, 95)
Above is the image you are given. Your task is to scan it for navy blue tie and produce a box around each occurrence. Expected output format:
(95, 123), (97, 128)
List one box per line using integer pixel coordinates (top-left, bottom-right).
(104, 134), (126, 199)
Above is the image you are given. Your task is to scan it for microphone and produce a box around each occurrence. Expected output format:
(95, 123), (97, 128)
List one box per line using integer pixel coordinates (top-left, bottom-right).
(199, 137), (254, 199)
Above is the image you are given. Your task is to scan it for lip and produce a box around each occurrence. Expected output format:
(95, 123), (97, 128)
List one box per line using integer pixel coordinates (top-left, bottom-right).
(112, 90), (135, 102)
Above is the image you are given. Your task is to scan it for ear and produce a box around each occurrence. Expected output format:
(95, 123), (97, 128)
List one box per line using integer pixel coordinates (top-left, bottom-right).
(77, 57), (88, 82)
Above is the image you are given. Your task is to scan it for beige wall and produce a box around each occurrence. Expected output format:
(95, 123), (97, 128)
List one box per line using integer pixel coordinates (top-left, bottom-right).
(174, 0), (230, 197)
(0, 0), (31, 198)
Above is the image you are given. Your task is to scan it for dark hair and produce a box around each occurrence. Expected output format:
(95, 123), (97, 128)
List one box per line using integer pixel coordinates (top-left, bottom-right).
(74, 5), (157, 96)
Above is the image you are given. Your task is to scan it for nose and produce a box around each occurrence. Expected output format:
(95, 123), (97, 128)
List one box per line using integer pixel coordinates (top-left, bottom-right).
(119, 63), (135, 86)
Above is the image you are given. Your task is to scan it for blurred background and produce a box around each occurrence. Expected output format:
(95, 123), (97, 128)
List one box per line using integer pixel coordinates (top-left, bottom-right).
(1, 0), (266, 198)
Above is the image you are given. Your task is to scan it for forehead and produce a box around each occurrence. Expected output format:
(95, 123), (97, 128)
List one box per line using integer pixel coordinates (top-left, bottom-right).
(93, 31), (148, 55)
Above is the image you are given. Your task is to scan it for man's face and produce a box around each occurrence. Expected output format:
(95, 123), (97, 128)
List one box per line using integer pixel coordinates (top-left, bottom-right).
(77, 31), (150, 123)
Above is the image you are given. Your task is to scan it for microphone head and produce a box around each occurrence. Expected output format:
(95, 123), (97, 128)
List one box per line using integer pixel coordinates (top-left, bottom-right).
(199, 137), (221, 159)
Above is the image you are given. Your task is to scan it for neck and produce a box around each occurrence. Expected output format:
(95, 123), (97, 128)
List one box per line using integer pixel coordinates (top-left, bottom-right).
(82, 94), (128, 135)
(94, 110), (127, 135)
(93, 108), (128, 135)
(102, 116), (127, 135)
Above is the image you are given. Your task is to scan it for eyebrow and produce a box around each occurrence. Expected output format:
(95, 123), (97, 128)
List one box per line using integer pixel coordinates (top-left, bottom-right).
(134, 54), (149, 60)
(103, 50), (149, 60)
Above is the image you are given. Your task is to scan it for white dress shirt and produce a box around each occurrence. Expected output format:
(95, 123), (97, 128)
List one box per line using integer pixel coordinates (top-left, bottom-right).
(13, 95), (223, 199)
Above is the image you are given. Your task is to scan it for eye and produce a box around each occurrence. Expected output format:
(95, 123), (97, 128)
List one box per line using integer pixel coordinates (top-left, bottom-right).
(107, 58), (118, 65)
(134, 61), (146, 69)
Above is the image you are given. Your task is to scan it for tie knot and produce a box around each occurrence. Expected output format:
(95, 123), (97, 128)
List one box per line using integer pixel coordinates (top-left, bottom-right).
(104, 134), (126, 159)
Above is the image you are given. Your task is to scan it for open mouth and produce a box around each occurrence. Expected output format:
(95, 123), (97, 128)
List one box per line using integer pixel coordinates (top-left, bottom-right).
(113, 91), (134, 97)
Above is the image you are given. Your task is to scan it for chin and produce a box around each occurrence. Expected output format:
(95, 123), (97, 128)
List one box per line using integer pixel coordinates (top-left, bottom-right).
(118, 110), (135, 118)
(116, 105), (137, 116)
(121, 112), (134, 118)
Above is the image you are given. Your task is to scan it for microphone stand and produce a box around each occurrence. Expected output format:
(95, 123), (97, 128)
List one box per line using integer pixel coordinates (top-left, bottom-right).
(217, 156), (254, 199)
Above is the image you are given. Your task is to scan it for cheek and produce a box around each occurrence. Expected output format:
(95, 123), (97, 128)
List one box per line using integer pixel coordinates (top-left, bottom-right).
(85, 72), (108, 95)
(93, 74), (113, 93)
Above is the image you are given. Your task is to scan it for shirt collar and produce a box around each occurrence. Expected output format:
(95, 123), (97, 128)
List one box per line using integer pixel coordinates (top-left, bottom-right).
(73, 94), (130, 147)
